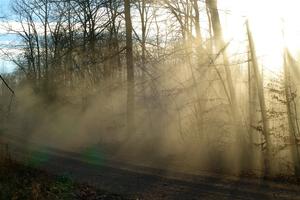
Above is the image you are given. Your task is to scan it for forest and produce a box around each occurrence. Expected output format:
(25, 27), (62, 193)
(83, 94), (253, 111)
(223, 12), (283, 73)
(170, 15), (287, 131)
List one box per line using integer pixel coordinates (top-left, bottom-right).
(1, 0), (300, 187)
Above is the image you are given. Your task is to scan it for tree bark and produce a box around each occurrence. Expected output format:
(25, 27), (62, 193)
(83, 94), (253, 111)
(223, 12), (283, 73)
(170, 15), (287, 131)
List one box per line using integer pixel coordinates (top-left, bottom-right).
(125, 0), (135, 134)
(205, 0), (237, 115)
(246, 20), (271, 176)
(283, 49), (300, 177)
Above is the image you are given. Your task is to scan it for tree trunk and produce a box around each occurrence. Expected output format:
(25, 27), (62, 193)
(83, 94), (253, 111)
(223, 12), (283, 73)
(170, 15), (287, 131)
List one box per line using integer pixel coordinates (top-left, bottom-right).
(44, 0), (49, 95)
(283, 49), (300, 177)
(246, 20), (271, 177)
(125, 0), (135, 134)
(206, 0), (245, 173)
(205, 0), (237, 116)
(192, 0), (202, 44)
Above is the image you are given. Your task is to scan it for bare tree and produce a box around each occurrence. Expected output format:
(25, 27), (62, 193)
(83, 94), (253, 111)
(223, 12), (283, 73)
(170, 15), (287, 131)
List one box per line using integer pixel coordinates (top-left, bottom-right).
(125, 0), (135, 134)
(205, 0), (237, 115)
(283, 48), (300, 176)
(246, 20), (271, 176)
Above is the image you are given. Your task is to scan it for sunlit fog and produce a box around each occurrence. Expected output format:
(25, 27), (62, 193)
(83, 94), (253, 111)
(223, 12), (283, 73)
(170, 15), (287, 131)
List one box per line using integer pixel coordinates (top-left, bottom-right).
(1, 0), (300, 199)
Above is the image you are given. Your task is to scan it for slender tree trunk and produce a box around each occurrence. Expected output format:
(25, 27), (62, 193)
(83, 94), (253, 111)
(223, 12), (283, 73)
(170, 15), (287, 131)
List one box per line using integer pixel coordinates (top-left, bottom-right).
(108, 1), (122, 77)
(36, 34), (41, 83)
(246, 21), (271, 177)
(67, 0), (73, 88)
(206, 6), (213, 53)
(206, 0), (246, 173)
(125, 0), (135, 134)
(283, 49), (300, 177)
(139, 0), (146, 73)
(247, 48), (258, 171)
(44, 0), (48, 81)
(205, 0), (237, 116)
(192, 0), (202, 44)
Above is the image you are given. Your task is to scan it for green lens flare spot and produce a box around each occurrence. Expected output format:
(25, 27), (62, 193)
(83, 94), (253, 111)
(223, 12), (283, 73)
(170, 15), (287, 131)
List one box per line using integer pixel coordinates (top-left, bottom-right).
(81, 145), (104, 166)
(27, 149), (50, 167)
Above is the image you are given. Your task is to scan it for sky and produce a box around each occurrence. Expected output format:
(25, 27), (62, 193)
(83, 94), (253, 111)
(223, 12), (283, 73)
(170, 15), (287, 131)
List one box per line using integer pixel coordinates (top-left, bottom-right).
(219, 0), (300, 73)
(0, 0), (9, 14)
(0, 0), (15, 73)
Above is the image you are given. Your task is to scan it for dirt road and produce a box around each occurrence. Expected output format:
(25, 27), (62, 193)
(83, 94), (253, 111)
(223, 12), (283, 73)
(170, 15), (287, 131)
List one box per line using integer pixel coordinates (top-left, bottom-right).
(2, 133), (300, 200)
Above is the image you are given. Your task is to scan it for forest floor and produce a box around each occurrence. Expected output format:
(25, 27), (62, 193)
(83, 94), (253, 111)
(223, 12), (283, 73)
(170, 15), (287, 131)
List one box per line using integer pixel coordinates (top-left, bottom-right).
(2, 133), (300, 200)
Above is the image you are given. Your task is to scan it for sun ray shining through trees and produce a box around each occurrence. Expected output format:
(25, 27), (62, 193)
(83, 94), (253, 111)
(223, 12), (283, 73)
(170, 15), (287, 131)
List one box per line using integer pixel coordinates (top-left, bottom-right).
(2, 1), (300, 198)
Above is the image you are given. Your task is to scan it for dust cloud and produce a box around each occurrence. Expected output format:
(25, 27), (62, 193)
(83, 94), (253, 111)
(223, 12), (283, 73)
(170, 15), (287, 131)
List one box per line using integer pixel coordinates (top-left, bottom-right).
(1, 59), (287, 178)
